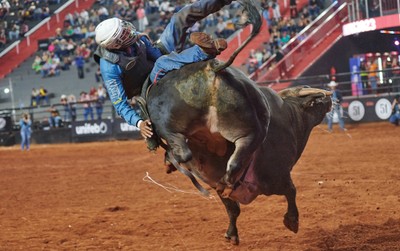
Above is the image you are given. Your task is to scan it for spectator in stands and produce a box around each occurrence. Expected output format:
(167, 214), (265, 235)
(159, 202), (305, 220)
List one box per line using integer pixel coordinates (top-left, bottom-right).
(80, 91), (93, 121)
(214, 17), (225, 38)
(271, 0), (281, 22)
(326, 80), (346, 132)
(19, 113), (32, 151)
(308, 0), (320, 20)
(32, 54), (44, 73)
(247, 60), (257, 75)
(8, 22), (20, 40)
(136, 3), (148, 32)
(80, 9), (90, 25)
(290, 0), (298, 18)
(97, 5), (109, 21)
(95, 66), (102, 83)
(0, 27), (6, 47)
(45, 52), (61, 77)
(93, 0), (232, 139)
(275, 45), (286, 77)
(0, 0), (11, 19)
(19, 21), (29, 37)
(76, 43), (91, 61)
(48, 105), (62, 128)
(38, 86), (49, 105)
(261, 3), (272, 28)
(74, 53), (85, 79)
(31, 88), (40, 106)
(389, 95), (400, 126)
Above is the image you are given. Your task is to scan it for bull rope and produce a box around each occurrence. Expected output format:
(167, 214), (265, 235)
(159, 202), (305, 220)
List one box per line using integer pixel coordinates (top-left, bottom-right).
(142, 172), (216, 200)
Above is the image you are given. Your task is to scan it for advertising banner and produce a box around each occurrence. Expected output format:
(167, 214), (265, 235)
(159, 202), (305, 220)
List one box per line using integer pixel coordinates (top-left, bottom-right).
(72, 120), (113, 142)
(112, 118), (141, 140)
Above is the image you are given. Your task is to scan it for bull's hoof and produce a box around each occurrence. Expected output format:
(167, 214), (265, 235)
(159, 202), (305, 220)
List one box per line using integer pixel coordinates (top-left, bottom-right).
(283, 213), (299, 233)
(224, 233), (239, 245)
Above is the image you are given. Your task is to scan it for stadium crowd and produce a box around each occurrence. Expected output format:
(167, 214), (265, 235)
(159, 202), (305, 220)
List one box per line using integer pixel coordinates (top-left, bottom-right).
(0, 0), (69, 48)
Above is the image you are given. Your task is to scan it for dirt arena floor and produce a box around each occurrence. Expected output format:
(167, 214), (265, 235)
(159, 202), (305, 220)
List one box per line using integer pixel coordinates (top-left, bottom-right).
(1, 122), (399, 250)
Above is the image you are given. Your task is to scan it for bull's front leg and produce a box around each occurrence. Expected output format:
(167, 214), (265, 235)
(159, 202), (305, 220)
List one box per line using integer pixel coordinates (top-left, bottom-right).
(219, 134), (260, 194)
(283, 178), (299, 233)
(218, 194), (241, 245)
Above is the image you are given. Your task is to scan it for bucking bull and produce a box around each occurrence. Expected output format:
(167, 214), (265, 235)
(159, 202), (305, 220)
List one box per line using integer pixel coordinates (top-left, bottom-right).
(138, 0), (333, 245)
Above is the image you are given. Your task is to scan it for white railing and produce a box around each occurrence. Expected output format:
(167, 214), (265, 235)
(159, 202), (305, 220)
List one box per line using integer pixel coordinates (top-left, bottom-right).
(24, 17), (51, 46)
(0, 40), (21, 58)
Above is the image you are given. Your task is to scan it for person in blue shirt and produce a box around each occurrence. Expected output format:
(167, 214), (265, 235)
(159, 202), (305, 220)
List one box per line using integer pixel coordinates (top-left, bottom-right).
(19, 113), (32, 151)
(326, 81), (346, 132)
(93, 0), (232, 139)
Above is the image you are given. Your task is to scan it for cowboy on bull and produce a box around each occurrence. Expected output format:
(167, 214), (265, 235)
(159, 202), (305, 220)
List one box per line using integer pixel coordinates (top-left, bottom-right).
(93, 0), (233, 142)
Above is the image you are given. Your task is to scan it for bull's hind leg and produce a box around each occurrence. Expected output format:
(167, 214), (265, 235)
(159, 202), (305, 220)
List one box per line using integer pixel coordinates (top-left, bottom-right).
(283, 178), (299, 233)
(218, 194), (240, 245)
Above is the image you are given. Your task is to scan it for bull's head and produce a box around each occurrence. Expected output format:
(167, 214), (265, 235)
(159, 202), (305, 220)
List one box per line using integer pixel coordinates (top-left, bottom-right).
(278, 86), (333, 127)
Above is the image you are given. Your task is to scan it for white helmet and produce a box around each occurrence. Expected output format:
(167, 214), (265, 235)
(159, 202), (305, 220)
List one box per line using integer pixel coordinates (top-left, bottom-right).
(95, 18), (137, 50)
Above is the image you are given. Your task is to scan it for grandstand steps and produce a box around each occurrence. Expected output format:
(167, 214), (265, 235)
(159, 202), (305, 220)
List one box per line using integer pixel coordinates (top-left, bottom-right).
(0, 54), (100, 110)
(286, 29), (342, 79)
(218, 0), (310, 69)
(0, 0), (96, 80)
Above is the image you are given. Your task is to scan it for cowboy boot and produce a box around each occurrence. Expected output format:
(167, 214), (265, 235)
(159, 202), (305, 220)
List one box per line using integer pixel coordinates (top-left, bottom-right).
(190, 32), (227, 56)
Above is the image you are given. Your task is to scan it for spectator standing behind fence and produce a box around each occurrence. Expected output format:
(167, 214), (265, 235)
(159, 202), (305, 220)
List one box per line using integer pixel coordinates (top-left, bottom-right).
(80, 91), (94, 121)
(68, 94), (77, 122)
(48, 105), (62, 128)
(95, 84), (107, 120)
(326, 81), (346, 132)
(360, 60), (369, 95)
(60, 94), (71, 122)
(19, 113), (32, 151)
(368, 59), (378, 95)
(389, 95), (400, 126)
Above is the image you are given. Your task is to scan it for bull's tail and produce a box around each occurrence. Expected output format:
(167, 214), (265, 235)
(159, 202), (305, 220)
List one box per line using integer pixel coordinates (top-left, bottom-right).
(212, 0), (262, 73)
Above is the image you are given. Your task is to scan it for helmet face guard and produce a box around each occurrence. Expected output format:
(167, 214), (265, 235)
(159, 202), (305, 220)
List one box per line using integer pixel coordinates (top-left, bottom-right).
(96, 18), (138, 50)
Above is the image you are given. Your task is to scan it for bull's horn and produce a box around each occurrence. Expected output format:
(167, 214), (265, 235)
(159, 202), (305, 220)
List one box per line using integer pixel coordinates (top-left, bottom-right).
(298, 88), (332, 97)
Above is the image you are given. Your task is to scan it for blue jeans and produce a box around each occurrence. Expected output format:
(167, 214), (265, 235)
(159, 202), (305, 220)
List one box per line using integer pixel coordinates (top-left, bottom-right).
(389, 112), (400, 125)
(369, 76), (377, 94)
(96, 106), (103, 120)
(83, 107), (94, 121)
(20, 130), (30, 150)
(150, 46), (208, 82)
(49, 116), (62, 128)
(327, 105), (345, 130)
(150, 0), (230, 82)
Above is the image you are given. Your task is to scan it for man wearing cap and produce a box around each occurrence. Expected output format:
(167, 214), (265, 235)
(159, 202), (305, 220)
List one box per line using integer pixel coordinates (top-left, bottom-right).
(326, 81), (346, 132)
(93, 0), (233, 140)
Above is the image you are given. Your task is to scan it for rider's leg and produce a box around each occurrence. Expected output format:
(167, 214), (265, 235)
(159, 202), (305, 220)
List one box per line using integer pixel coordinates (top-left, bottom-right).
(149, 45), (210, 83)
(159, 0), (233, 53)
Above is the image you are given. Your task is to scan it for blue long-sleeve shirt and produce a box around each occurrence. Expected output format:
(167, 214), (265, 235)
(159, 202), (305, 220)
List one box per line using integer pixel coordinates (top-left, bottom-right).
(100, 35), (162, 127)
